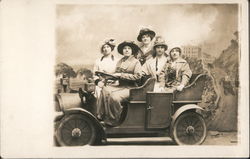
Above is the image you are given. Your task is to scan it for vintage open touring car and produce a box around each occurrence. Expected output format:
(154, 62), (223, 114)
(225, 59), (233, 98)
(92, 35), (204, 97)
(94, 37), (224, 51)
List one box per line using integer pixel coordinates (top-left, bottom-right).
(54, 72), (208, 146)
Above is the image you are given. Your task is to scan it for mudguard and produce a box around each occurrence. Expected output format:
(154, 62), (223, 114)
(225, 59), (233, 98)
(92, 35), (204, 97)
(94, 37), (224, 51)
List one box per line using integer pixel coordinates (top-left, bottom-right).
(58, 108), (106, 142)
(56, 93), (82, 111)
(171, 104), (204, 131)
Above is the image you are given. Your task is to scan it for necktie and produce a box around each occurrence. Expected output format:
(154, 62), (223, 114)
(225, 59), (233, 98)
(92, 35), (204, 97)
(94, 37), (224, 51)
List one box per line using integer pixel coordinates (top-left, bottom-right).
(156, 58), (158, 71)
(156, 58), (159, 81)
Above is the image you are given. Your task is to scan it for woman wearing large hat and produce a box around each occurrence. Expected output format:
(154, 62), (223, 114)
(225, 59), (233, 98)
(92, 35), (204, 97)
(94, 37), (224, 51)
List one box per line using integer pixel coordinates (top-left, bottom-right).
(142, 36), (170, 91)
(97, 41), (142, 126)
(136, 28), (156, 65)
(93, 39), (119, 98)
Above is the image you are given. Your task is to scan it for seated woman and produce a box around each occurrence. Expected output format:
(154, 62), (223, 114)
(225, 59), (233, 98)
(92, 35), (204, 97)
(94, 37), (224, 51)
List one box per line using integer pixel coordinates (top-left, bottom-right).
(97, 41), (142, 126)
(159, 47), (192, 92)
(93, 39), (119, 98)
(142, 36), (170, 91)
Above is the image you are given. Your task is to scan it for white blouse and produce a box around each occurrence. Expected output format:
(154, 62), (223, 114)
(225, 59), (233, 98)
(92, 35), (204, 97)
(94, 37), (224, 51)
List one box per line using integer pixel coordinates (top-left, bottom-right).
(93, 54), (119, 80)
(143, 55), (169, 79)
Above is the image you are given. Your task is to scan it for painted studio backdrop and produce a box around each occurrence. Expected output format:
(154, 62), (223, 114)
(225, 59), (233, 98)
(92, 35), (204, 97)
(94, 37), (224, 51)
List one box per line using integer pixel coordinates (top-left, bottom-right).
(55, 4), (239, 141)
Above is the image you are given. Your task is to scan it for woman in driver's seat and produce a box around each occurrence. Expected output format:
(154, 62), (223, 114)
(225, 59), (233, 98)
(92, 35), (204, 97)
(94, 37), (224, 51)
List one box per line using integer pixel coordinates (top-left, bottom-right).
(93, 39), (119, 98)
(97, 41), (142, 126)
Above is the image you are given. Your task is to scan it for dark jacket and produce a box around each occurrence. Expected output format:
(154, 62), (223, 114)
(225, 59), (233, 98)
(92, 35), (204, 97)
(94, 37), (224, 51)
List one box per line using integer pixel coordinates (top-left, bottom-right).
(115, 55), (142, 86)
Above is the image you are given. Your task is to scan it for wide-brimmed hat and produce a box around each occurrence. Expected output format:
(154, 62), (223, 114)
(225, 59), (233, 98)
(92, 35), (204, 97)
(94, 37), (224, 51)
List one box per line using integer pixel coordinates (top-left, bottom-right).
(100, 38), (116, 53)
(117, 41), (139, 55)
(169, 47), (182, 54)
(153, 36), (168, 50)
(137, 28), (156, 42)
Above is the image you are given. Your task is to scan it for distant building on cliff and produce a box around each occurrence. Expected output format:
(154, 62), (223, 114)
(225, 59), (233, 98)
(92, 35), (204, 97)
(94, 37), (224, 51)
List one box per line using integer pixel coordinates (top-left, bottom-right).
(181, 45), (202, 58)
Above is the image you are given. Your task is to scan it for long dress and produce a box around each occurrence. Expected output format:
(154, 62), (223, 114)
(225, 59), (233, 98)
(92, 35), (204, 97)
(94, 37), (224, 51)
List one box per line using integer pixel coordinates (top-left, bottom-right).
(97, 55), (142, 126)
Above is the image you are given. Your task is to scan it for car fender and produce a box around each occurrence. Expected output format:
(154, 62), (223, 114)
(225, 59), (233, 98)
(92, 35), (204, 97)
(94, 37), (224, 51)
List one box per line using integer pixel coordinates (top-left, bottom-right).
(171, 104), (204, 132)
(59, 108), (106, 141)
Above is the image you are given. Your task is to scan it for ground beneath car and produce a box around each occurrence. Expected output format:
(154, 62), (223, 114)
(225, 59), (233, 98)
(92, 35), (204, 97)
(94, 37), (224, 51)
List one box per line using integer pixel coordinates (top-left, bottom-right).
(105, 131), (237, 145)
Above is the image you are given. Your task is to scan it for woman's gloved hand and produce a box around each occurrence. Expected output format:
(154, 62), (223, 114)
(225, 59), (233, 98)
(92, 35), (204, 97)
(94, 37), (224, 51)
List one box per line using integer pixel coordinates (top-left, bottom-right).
(95, 79), (105, 88)
(98, 81), (105, 88)
(113, 73), (122, 78)
(176, 84), (185, 91)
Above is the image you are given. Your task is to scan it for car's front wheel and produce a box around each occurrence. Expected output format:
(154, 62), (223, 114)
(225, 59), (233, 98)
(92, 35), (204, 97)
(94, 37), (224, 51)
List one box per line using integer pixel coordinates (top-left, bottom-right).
(56, 114), (96, 146)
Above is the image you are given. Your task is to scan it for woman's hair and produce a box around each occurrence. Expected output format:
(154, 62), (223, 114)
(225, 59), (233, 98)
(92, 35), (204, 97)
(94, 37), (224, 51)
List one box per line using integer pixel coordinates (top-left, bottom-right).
(169, 47), (182, 59)
(101, 43), (115, 53)
(152, 45), (168, 58)
(100, 39), (116, 53)
(141, 33), (154, 41)
(122, 45), (137, 55)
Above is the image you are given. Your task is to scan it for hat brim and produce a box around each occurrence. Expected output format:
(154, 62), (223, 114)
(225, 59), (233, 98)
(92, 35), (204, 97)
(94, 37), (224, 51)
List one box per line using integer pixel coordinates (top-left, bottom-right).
(137, 30), (156, 42)
(117, 42), (139, 55)
(153, 44), (168, 50)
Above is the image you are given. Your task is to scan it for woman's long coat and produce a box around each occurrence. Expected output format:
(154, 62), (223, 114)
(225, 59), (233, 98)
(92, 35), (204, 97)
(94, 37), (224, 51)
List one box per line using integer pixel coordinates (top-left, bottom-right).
(159, 58), (192, 88)
(97, 56), (142, 126)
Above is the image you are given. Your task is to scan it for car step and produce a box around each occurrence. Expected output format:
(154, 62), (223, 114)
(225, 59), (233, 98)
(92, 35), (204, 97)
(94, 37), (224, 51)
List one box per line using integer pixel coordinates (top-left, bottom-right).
(107, 137), (172, 143)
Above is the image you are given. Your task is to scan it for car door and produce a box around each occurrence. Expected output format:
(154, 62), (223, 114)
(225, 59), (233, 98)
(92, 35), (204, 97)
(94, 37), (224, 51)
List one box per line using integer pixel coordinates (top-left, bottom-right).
(145, 92), (172, 130)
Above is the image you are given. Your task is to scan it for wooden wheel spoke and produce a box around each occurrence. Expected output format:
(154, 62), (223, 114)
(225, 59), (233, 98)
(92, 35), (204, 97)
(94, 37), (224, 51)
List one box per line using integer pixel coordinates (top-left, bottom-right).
(177, 127), (186, 133)
(68, 120), (76, 129)
(177, 123), (187, 131)
(62, 131), (72, 140)
(191, 118), (199, 127)
(190, 134), (198, 144)
(184, 118), (190, 127)
(195, 133), (202, 141)
(79, 121), (88, 130)
(177, 132), (188, 138)
(65, 136), (73, 145)
(183, 135), (191, 144)
(186, 117), (193, 125)
(81, 128), (91, 135)
(74, 119), (78, 128)
(194, 131), (203, 138)
(192, 133), (198, 142)
(194, 125), (204, 132)
(71, 138), (83, 146)
(62, 125), (72, 132)
(186, 134), (192, 144)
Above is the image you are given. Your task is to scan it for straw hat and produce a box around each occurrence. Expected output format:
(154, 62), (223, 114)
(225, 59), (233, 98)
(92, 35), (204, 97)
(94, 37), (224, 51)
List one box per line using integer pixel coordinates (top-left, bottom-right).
(153, 36), (168, 50)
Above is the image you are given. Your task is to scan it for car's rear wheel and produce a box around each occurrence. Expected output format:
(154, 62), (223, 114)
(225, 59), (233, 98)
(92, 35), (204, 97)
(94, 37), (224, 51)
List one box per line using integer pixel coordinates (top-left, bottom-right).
(172, 111), (207, 145)
(56, 114), (96, 146)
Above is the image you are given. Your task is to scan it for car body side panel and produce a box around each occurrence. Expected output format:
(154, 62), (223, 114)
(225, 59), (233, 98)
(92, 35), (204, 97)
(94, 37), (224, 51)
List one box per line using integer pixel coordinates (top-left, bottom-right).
(118, 102), (146, 128)
(145, 92), (172, 130)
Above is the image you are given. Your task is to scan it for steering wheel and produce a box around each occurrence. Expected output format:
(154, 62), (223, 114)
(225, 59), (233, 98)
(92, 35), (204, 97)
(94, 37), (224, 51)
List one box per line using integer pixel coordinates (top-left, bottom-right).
(95, 71), (119, 80)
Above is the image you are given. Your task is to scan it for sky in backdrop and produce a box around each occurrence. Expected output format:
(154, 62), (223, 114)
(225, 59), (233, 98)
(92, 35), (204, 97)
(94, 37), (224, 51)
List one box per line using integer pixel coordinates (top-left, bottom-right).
(56, 4), (238, 66)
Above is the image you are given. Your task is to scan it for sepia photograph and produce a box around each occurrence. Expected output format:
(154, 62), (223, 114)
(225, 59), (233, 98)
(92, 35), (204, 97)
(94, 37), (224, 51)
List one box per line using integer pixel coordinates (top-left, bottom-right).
(0, 0), (249, 158)
(54, 3), (240, 146)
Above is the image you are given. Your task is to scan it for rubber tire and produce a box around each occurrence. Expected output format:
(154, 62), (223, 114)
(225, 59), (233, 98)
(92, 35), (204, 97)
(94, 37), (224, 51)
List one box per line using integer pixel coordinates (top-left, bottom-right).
(56, 114), (96, 146)
(172, 111), (207, 145)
